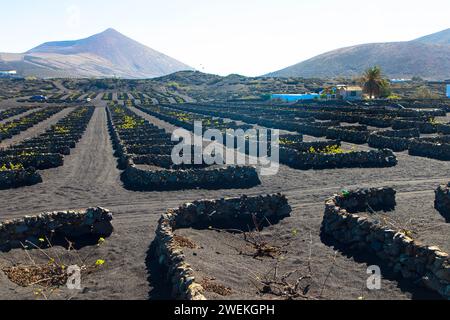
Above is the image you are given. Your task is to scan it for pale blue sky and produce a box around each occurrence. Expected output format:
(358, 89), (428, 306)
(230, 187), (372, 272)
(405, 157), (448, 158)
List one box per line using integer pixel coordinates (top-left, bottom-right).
(1, 0), (449, 76)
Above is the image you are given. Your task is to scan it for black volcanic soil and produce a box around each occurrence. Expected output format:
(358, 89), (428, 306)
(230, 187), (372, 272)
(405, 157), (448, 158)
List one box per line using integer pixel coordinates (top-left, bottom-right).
(176, 191), (449, 301)
(0, 97), (449, 300)
(0, 107), (74, 148)
(359, 194), (450, 254)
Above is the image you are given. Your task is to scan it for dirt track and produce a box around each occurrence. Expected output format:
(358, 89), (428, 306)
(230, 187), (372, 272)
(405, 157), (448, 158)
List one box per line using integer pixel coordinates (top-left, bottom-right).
(0, 100), (449, 300)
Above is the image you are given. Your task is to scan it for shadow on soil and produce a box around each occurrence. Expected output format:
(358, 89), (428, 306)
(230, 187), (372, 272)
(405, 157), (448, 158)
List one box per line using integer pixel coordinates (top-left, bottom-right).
(320, 231), (443, 300)
(0, 233), (111, 253)
(146, 240), (172, 300)
(435, 208), (450, 223)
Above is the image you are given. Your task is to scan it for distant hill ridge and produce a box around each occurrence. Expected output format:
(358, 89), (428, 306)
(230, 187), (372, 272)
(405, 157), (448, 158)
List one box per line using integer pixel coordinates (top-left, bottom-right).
(266, 28), (450, 80)
(0, 28), (194, 78)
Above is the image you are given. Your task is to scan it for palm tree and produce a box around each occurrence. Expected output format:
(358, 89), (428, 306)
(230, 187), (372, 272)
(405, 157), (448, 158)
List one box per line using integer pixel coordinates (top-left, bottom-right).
(362, 66), (384, 99)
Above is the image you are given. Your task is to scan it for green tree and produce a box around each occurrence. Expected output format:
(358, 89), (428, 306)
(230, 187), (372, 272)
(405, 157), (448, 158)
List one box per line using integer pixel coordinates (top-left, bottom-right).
(379, 79), (392, 98)
(361, 66), (387, 99)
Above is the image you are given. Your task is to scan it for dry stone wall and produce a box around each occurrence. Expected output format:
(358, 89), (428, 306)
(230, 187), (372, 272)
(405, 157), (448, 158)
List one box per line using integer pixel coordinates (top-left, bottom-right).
(280, 148), (397, 170)
(0, 168), (42, 190)
(435, 183), (450, 220)
(154, 194), (292, 300)
(368, 129), (420, 152)
(0, 207), (113, 251)
(107, 105), (261, 191)
(123, 162), (260, 191)
(409, 137), (450, 161)
(323, 188), (450, 299)
(326, 126), (370, 144)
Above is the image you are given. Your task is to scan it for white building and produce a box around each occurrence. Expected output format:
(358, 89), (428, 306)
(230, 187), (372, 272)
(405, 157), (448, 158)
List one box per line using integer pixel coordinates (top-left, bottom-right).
(328, 84), (363, 100)
(0, 70), (17, 78)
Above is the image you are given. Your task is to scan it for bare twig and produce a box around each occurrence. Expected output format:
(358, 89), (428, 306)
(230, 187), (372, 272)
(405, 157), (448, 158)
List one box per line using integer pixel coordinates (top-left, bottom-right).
(308, 230), (313, 275)
(25, 240), (56, 264)
(45, 236), (63, 267)
(20, 242), (37, 266)
(319, 251), (338, 298)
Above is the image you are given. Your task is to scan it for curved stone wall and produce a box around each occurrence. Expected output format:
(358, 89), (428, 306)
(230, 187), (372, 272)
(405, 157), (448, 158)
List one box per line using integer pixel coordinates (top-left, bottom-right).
(435, 183), (450, 220)
(367, 129), (419, 152)
(326, 126), (370, 144)
(0, 168), (42, 190)
(154, 194), (292, 300)
(122, 163), (260, 191)
(409, 138), (450, 161)
(107, 106), (261, 191)
(280, 148), (397, 170)
(323, 188), (450, 299)
(0, 207), (113, 251)
(0, 153), (64, 170)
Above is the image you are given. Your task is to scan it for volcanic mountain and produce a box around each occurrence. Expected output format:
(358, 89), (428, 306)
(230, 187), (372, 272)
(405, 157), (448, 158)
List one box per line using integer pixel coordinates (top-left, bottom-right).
(0, 28), (193, 78)
(266, 28), (450, 80)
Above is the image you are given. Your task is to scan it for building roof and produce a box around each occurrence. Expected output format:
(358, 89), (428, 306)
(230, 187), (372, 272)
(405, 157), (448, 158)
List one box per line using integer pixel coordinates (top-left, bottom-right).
(345, 86), (363, 91)
(0, 70), (17, 74)
(335, 85), (362, 91)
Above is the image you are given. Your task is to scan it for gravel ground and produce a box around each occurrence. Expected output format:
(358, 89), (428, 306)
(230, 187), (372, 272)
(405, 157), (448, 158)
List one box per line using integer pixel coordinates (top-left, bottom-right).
(0, 99), (448, 300)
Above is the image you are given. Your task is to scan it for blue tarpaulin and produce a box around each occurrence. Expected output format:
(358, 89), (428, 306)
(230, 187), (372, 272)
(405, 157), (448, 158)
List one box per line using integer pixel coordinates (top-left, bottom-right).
(271, 93), (320, 102)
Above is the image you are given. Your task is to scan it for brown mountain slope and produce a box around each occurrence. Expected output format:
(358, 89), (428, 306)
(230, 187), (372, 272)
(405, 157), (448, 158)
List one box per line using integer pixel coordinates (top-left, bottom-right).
(267, 28), (450, 80)
(414, 28), (450, 45)
(0, 28), (193, 79)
